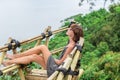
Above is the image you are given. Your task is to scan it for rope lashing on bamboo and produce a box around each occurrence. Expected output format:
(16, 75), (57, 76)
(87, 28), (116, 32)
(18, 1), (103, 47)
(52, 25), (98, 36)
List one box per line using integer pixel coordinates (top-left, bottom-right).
(5, 39), (20, 51)
(41, 31), (53, 39)
(56, 67), (79, 76)
(7, 43), (12, 51)
(76, 43), (82, 53)
(47, 31), (52, 37)
(76, 59), (81, 69)
(75, 44), (82, 69)
(41, 33), (46, 39)
(0, 70), (3, 75)
(11, 39), (21, 49)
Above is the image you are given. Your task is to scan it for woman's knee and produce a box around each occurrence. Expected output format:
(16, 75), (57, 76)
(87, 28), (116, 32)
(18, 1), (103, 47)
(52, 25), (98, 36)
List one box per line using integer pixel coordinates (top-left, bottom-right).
(31, 54), (39, 58)
(38, 45), (47, 50)
(28, 54), (38, 61)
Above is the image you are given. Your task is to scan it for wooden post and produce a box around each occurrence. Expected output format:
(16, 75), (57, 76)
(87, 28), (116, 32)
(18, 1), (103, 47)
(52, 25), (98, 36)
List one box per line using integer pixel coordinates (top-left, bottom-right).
(18, 68), (26, 80)
(9, 37), (25, 80)
(40, 26), (51, 70)
(0, 51), (6, 64)
(45, 26), (51, 46)
(0, 37), (25, 80)
(0, 37), (12, 64)
(35, 40), (41, 47)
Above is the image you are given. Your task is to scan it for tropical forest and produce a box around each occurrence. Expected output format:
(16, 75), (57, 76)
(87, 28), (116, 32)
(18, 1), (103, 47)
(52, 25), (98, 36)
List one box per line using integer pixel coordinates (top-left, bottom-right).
(49, 3), (120, 80)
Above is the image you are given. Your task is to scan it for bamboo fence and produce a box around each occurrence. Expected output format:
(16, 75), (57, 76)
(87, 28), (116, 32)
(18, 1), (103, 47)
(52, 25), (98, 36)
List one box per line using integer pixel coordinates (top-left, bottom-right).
(0, 26), (67, 80)
(0, 26), (84, 80)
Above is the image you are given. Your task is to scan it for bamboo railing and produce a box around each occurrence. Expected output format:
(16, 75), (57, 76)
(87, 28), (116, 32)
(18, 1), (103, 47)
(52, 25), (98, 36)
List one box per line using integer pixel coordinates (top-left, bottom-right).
(0, 27), (67, 52)
(0, 26), (67, 80)
(0, 25), (84, 80)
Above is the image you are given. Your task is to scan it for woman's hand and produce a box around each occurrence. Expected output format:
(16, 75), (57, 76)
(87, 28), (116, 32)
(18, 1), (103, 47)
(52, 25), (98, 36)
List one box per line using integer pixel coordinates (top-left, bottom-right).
(55, 59), (61, 65)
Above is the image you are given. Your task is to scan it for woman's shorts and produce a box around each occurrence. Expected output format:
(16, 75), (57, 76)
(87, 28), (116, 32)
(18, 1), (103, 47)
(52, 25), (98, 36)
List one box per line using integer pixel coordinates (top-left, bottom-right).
(47, 55), (59, 77)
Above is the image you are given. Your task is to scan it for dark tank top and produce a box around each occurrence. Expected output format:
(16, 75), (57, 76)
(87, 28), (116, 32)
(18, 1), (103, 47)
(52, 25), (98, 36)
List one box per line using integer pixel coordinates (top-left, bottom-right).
(58, 47), (68, 59)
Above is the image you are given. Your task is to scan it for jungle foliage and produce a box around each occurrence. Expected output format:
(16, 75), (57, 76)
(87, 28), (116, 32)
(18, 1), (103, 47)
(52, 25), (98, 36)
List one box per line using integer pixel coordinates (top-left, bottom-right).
(49, 4), (120, 80)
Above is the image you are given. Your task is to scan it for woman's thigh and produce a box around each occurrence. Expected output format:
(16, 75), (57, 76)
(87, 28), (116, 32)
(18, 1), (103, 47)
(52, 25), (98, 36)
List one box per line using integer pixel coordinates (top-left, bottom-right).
(38, 45), (51, 65)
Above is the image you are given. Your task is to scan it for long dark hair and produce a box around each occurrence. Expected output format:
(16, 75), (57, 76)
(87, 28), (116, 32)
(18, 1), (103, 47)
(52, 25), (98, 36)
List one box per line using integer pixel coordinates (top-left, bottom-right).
(70, 24), (83, 43)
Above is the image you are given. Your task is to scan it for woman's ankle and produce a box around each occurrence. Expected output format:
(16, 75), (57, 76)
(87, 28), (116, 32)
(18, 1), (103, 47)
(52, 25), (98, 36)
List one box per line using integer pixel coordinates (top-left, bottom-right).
(6, 54), (15, 59)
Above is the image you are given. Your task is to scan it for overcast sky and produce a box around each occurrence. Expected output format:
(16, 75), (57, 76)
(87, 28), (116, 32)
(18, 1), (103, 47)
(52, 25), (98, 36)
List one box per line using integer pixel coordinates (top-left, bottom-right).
(0, 0), (118, 46)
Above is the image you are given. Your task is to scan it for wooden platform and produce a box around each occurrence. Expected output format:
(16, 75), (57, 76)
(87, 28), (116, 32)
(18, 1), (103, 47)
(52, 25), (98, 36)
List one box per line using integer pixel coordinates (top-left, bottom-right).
(25, 69), (48, 80)
(25, 69), (84, 80)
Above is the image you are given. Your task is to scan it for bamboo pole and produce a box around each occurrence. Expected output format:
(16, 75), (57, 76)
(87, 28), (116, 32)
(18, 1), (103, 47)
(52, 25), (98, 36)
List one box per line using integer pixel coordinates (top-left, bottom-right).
(1, 64), (16, 71)
(1, 60), (25, 79)
(77, 69), (84, 79)
(56, 58), (72, 80)
(18, 68), (26, 80)
(0, 51), (6, 64)
(51, 47), (64, 54)
(35, 40), (41, 47)
(9, 37), (25, 80)
(72, 69), (84, 80)
(45, 26), (51, 46)
(67, 50), (81, 80)
(0, 37), (12, 64)
(0, 27), (68, 52)
(0, 38), (20, 76)
(2, 65), (20, 74)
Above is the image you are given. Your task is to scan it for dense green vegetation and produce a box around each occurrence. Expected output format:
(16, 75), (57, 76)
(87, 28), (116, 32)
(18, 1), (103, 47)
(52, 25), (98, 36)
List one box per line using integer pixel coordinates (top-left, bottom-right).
(0, 3), (120, 80)
(49, 4), (120, 80)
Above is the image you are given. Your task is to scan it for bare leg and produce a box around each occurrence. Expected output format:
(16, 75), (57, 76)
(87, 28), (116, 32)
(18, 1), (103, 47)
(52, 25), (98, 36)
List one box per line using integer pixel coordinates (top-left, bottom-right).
(5, 45), (51, 68)
(3, 54), (47, 69)
(6, 46), (42, 59)
(6, 45), (50, 61)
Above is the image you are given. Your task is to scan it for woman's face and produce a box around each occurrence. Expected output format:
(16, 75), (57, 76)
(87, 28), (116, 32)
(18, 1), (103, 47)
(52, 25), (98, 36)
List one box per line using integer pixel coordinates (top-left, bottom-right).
(66, 27), (74, 38)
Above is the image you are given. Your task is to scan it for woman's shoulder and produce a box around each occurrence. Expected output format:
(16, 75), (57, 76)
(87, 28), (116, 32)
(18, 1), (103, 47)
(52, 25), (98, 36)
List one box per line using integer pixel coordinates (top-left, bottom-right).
(66, 44), (75, 49)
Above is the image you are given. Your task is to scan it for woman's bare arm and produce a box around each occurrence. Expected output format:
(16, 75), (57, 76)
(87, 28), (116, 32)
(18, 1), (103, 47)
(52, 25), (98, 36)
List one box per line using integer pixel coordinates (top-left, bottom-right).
(55, 45), (74, 65)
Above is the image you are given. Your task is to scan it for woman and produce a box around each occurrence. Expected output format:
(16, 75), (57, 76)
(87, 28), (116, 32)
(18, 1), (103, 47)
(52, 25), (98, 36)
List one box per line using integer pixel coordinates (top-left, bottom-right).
(3, 23), (83, 77)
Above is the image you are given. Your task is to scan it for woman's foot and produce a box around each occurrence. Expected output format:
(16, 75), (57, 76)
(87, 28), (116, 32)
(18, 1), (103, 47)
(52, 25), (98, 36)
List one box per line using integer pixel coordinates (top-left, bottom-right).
(2, 61), (11, 66)
(6, 54), (14, 59)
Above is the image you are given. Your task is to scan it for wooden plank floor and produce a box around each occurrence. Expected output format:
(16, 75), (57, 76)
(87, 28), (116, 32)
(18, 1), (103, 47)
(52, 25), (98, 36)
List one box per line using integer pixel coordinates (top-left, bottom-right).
(25, 69), (47, 80)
